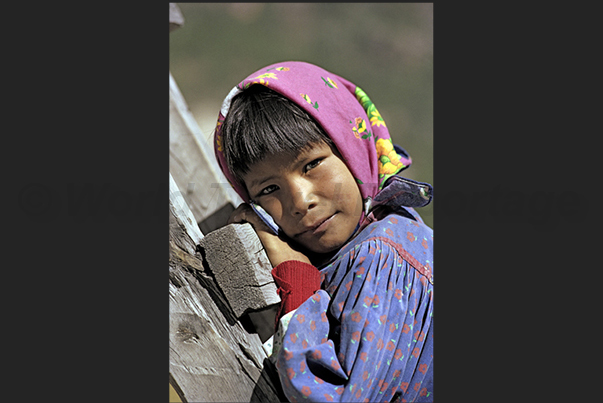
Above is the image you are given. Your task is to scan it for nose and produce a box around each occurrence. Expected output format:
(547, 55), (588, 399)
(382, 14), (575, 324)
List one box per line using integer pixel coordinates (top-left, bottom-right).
(287, 178), (317, 216)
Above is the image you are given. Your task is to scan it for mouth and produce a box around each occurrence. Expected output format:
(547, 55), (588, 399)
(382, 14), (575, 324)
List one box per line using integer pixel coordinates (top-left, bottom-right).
(297, 213), (337, 237)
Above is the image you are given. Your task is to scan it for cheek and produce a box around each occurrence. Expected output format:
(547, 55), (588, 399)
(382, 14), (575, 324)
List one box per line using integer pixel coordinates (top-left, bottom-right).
(325, 172), (364, 234)
(331, 171), (363, 214)
(352, 188), (364, 217)
(322, 169), (353, 198)
(260, 200), (283, 223)
(345, 188), (364, 231)
(346, 179), (364, 230)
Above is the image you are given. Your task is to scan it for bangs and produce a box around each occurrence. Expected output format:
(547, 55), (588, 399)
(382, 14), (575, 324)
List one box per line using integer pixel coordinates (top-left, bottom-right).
(220, 85), (333, 182)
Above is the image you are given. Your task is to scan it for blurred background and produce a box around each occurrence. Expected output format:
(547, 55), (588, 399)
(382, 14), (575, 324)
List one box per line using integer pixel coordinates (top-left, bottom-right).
(169, 3), (433, 228)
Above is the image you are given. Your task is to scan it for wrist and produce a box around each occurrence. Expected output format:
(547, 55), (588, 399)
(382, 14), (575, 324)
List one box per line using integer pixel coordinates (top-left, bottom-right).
(257, 232), (311, 267)
(272, 260), (321, 288)
(271, 260), (321, 322)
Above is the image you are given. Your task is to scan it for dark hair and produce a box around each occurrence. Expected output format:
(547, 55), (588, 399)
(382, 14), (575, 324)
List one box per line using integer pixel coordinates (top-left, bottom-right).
(219, 84), (334, 183)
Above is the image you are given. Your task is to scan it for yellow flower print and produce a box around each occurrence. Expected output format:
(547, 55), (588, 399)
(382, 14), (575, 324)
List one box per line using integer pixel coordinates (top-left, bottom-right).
(300, 93), (319, 110)
(369, 108), (386, 127)
(301, 93), (311, 104)
(215, 121), (224, 150)
(246, 72), (279, 87)
(243, 79), (270, 88)
(376, 138), (404, 175)
(375, 137), (393, 158)
(355, 117), (366, 134)
(355, 87), (387, 128)
(266, 66), (290, 72)
(255, 73), (278, 80)
(321, 76), (338, 89)
(350, 117), (371, 139)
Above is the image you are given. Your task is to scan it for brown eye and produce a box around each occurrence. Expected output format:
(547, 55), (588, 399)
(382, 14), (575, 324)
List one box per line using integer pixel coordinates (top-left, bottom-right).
(259, 184), (278, 196)
(304, 158), (323, 172)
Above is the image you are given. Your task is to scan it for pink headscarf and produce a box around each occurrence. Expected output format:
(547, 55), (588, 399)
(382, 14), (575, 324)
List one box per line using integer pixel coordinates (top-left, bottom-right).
(213, 61), (412, 203)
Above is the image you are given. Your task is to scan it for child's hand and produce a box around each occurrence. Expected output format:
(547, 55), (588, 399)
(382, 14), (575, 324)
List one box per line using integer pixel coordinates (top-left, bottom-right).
(227, 203), (312, 267)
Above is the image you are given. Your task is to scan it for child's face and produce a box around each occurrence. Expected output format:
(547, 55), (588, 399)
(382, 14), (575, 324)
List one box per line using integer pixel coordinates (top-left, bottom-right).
(243, 141), (364, 255)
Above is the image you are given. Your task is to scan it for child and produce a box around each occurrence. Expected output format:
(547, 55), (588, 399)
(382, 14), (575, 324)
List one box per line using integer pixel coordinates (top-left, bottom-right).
(213, 61), (433, 402)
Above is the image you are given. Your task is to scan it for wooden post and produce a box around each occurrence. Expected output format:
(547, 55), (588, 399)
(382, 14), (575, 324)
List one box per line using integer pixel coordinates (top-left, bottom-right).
(169, 2), (243, 234)
(169, 72), (243, 234)
(169, 5), (284, 401)
(198, 223), (280, 343)
(169, 174), (284, 402)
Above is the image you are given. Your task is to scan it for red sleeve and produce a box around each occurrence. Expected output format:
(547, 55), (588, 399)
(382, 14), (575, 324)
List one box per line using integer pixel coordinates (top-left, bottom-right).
(271, 260), (321, 327)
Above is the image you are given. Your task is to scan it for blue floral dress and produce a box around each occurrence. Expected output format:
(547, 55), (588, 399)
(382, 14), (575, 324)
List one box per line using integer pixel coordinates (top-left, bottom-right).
(272, 178), (434, 402)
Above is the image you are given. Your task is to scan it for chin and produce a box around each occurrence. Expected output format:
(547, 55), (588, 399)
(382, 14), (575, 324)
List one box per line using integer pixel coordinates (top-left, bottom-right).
(303, 236), (347, 255)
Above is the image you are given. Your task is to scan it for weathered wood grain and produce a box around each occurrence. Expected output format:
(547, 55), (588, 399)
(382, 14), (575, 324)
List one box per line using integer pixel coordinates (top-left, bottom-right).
(169, 72), (243, 233)
(198, 223), (280, 319)
(168, 7), (284, 398)
(169, 174), (203, 255)
(169, 177), (284, 403)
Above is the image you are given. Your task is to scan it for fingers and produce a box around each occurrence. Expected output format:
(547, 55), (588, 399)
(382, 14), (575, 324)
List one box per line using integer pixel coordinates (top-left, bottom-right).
(227, 203), (272, 234)
(226, 204), (311, 266)
(227, 203), (253, 225)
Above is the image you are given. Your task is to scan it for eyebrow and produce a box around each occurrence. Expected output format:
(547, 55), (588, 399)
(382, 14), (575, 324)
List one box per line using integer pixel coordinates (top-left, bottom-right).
(246, 145), (326, 191)
(248, 175), (278, 190)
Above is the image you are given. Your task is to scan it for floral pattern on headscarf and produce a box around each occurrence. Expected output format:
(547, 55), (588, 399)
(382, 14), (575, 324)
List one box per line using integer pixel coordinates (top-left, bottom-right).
(213, 61), (412, 202)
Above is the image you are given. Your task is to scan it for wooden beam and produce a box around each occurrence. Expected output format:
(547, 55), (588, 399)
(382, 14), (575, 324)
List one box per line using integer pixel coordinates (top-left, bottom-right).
(198, 223), (280, 342)
(169, 72), (243, 234)
(169, 175), (283, 402)
(169, 174), (203, 255)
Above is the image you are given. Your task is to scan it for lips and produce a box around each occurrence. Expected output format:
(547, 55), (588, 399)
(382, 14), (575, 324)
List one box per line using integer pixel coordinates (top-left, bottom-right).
(298, 213), (336, 237)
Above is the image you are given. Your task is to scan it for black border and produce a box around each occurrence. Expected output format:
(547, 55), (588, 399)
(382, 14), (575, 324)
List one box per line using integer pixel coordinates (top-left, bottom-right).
(8, 2), (597, 402)
(10, 2), (167, 401)
(434, 2), (596, 401)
